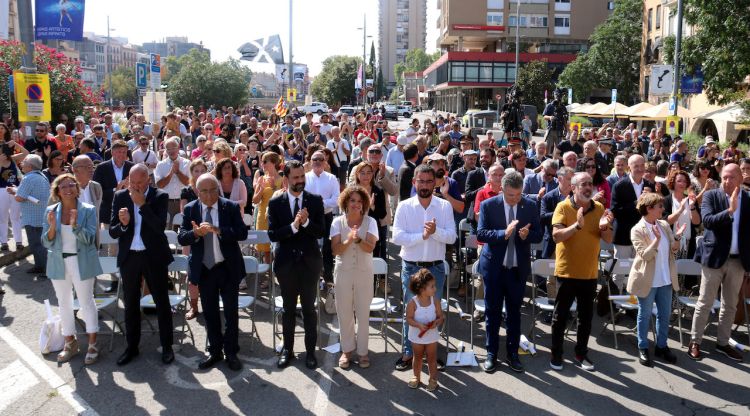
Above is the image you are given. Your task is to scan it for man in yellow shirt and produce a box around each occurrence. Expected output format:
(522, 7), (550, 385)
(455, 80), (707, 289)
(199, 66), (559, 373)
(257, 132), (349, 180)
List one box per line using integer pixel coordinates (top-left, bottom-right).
(550, 172), (614, 371)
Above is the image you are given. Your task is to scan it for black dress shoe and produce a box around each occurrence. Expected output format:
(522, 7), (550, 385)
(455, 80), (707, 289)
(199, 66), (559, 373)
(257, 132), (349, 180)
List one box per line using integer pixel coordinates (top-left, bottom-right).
(198, 353), (224, 370)
(394, 356), (412, 371)
(305, 351), (318, 369)
(638, 349), (653, 367)
(117, 349), (139, 366)
(654, 346), (677, 364)
(226, 356), (242, 371)
(161, 347), (175, 364)
(437, 358), (446, 372)
(277, 349), (294, 368)
(104, 281), (119, 294)
(506, 353), (524, 373)
(483, 354), (497, 373)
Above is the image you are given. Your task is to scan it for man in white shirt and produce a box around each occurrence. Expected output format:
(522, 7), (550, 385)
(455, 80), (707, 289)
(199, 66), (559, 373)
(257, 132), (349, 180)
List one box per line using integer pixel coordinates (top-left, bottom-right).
(305, 151), (340, 285)
(154, 137), (190, 218)
(132, 137), (158, 175)
(392, 163), (457, 371)
(319, 114), (333, 136)
(325, 127), (351, 186)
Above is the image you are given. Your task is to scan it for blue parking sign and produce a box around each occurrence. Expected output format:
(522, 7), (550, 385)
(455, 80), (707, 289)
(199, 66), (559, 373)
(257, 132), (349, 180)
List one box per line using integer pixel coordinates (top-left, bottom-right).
(136, 63), (147, 88)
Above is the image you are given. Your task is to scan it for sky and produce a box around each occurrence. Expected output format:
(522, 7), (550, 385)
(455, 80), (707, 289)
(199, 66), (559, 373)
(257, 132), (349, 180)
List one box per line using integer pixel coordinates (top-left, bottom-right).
(71, 0), (440, 76)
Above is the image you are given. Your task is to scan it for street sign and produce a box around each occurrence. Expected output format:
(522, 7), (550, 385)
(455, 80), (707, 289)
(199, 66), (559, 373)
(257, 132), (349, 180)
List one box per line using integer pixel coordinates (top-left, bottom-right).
(611, 89), (617, 104)
(136, 62), (147, 89)
(669, 96), (676, 113)
(649, 65), (673, 95)
(150, 53), (161, 90)
(251, 86), (257, 95)
(567, 88), (573, 104)
(367, 91), (374, 98)
(287, 88), (297, 102)
(12, 72), (51, 122)
(666, 115), (680, 135)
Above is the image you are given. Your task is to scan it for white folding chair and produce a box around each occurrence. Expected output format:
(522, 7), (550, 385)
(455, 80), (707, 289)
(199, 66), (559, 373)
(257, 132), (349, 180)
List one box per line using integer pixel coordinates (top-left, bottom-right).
(370, 257), (390, 352)
(458, 219), (478, 311)
(171, 212), (184, 231)
(601, 258), (636, 349)
(243, 213), (254, 227)
(236, 256), (261, 349)
(676, 259), (721, 347)
(73, 256), (122, 351)
(527, 258), (579, 350)
(164, 230), (180, 253)
(139, 254), (194, 345)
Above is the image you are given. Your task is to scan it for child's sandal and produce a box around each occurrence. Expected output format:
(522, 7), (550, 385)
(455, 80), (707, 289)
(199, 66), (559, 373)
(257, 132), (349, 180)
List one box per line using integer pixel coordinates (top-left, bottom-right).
(408, 377), (420, 389)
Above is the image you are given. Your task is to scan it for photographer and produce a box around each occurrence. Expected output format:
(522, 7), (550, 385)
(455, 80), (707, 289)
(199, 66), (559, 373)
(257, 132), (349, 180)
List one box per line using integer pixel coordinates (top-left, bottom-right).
(500, 85), (524, 145)
(543, 88), (569, 155)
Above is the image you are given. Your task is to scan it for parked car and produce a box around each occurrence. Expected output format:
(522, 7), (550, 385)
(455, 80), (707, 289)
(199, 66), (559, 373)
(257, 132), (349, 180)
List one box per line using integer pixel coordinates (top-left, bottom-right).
(397, 105), (412, 118)
(337, 106), (356, 117)
(383, 105), (399, 120)
(299, 102), (329, 115)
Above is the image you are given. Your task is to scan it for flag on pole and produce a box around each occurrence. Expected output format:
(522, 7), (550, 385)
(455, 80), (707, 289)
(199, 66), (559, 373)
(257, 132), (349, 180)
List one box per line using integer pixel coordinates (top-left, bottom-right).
(355, 63), (363, 89)
(237, 35), (285, 64)
(274, 96), (288, 117)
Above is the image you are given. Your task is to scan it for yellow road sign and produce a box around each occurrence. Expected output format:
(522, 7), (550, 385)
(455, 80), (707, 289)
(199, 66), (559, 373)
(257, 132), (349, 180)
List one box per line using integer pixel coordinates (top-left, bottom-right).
(13, 72), (52, 122)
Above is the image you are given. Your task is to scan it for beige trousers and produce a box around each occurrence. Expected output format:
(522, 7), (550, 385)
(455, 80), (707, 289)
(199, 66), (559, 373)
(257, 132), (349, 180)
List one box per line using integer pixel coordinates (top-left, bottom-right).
(691, 258), (745, 345)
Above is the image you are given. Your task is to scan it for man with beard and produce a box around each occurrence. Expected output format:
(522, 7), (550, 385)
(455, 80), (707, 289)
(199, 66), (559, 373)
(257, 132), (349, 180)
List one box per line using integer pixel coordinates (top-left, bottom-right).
(267, 161), (326, 370)
(550, 172), (614, 372)
(392, 164), (457, 371)
(465, 148), (497, 214)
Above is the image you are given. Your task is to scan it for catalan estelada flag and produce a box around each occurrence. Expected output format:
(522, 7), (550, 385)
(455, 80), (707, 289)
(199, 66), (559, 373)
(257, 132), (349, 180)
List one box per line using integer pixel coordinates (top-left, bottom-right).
(274, 96), (288, 117)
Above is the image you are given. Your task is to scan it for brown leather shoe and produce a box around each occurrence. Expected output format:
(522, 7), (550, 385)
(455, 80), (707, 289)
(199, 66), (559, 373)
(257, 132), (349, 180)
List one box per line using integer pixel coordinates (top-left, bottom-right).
(687, 342), (702, 361)
(715, 344), (743, 362)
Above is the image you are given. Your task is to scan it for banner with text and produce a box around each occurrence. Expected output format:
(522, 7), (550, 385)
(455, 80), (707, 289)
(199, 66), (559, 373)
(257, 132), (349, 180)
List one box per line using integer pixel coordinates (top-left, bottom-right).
(13, 72), (52, 122)
(35, 0), (85, 41)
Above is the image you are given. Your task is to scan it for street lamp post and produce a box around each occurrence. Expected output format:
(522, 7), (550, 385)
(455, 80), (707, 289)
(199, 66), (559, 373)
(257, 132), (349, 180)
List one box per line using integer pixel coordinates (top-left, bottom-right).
(671, 0), (683, 117)
(107, 16), (116, 108)
(357, 15), (372, 108)
(514, 0), (521, 79)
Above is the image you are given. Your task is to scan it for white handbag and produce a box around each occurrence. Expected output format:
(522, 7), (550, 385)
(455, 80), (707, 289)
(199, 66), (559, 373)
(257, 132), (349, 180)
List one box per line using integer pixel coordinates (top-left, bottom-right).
(39, 299), (64, 354)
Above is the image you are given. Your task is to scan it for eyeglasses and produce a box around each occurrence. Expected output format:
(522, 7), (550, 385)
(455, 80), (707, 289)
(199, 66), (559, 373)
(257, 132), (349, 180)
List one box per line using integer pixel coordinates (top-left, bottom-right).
(311, 157), (325, 162)
(577, 181), (594, 187)
(35, 129), (46, 133)
(700, 166), (710, 170)
(416, 180), (435, 185)
(58, 183), (77, 189)
(198, 188), (219, 195)
(368, 149), (381, 154)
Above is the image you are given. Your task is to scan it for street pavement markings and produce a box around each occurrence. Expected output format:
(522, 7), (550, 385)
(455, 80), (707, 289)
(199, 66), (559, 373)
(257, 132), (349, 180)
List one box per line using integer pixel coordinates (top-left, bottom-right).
(0, 326), (99, 416)
(0, 360), (39, 413)
(312, 316), (339, 416)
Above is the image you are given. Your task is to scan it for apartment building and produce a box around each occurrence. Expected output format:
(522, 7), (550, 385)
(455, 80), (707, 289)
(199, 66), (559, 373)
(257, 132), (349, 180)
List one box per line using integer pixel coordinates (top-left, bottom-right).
(378, 0), (428, 89)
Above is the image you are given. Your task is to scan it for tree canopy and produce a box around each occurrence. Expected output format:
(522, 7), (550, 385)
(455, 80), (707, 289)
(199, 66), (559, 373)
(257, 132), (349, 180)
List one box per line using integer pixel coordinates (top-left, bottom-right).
(167, 50), (252, 108)
(103, 65), (137, 105)
(558, 0), (642, 103)
(392, 48), (441, 90)
(516, 60), (555, 113)
(310, 55), (360, 105)
(681, 0), (750, 119)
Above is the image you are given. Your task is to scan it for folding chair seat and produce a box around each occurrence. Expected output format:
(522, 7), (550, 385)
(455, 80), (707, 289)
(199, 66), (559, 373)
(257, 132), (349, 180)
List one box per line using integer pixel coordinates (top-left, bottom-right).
(73, 256), (122, 351)
(139, 255), (193, 345)
(676, 259), (721, 347)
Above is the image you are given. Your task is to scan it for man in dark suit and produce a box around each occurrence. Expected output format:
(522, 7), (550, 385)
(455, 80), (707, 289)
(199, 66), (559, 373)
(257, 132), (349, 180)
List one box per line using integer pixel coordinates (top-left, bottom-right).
(109, 164), (175, 366)
(178, 174), (248, 371)
(94, 140), (133, 226)
(267, 160), (325, 369)
(398, 143), (419, 202)
(477, 171), (542, 374)
(610, 154), (654, 289)
(689, 163), (750, 361)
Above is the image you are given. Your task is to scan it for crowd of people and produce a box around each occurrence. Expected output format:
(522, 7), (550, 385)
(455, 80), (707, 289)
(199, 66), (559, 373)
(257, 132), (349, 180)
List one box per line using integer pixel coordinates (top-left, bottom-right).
(0, 102), (749, 392)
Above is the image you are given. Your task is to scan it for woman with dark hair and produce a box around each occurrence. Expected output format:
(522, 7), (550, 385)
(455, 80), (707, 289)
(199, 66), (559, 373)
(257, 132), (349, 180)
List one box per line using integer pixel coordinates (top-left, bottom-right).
(0, 122), (11, 143)
(663, 169), (701, 259)
(43, 150), (66, 183)
(323, 148), (338, 178)
(352, 163), (387, 260)
(690, 159), (719, 205)
(646, 139), (669, 163)
(578, 156), (611, 208)
(0, 142), (28, 251)
(215, 158), (247, 213)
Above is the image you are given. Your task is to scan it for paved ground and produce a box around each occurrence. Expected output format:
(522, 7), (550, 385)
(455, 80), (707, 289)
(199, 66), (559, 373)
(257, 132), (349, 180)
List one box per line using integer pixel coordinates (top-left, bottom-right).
(1, 240), (750, 416)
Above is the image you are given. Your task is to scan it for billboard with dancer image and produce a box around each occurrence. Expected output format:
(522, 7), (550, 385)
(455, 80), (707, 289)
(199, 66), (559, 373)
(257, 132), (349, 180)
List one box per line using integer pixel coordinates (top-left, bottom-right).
(35, 0), (85, 41)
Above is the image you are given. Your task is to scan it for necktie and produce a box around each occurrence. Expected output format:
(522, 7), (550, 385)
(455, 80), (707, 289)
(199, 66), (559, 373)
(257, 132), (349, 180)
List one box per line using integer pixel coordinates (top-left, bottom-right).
(504, 206), (516, 269)
(293, 197), (300, 217)
(203, 206), (216, 269)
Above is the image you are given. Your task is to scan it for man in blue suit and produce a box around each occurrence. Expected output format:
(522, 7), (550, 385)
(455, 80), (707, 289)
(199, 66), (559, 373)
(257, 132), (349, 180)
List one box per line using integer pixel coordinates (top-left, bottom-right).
(689, 163), (750, 361)
(522, 159), (559, 203)
(178, 173), (248, 371)
(477, 170), (543, 373)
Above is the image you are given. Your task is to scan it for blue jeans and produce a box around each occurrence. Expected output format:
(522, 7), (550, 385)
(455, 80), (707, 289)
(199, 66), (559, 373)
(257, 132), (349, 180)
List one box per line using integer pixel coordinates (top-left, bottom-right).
(24, 225), (46, 270)
(637, 284), (673, 350)
(401, 261), (445, 357)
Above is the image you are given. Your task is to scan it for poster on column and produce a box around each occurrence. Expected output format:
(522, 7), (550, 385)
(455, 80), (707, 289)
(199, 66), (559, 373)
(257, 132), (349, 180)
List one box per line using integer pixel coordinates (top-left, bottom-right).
(0, 0), (9, 40)
(143, 91), (167, 124)
(13, 72), (52, 122)
(35, 0), (86, 41)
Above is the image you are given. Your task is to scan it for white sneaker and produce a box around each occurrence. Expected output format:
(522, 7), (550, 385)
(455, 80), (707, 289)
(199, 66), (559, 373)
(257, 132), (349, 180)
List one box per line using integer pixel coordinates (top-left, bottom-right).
(575, 354), (595, 371)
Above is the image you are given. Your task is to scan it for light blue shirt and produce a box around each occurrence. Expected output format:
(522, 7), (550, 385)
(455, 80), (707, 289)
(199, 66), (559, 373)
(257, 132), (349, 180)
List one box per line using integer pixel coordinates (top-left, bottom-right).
(385, 146), (405, 177)
(112, 159), (125, 183)
(130, 188), (149, 250)
(16, 170), (50, 227)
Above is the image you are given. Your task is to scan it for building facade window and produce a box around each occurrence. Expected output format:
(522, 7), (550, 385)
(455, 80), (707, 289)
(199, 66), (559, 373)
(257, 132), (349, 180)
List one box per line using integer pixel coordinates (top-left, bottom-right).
(487, 12), (504, 26)
(508, 15), (527, 27)
(554, 0), (571, 12)
(528, 15), (548, 27)
(487, 0), (503, 8)
(647, 8), (653, 32)
(655, 5), (661, 29)
(607, 1), (615, 10)
(554, 15), (570, 35)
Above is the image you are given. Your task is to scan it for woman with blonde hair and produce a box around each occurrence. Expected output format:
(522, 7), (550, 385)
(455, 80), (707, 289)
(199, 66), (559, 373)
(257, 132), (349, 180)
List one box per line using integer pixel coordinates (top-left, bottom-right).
(252, 151), (283, 283)
(42, 174), (102, 364)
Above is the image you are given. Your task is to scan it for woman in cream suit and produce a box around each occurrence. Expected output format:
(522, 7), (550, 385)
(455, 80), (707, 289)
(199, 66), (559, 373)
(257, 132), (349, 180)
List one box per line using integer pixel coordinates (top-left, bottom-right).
(628, 192), (685, 367)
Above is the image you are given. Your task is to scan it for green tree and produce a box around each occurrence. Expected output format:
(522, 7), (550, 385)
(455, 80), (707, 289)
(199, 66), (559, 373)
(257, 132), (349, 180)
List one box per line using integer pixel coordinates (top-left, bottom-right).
(168, 54), (252, 108)
(392, 48), (441, 91)
(369, 41), (376, 79)
(310, 55), (359, 105)
(163, 48), (210, 83)
(516, 60), (556, 113)
(681, 0), (750, 119)
(376, 66), (385, 101)
(103, 65), (137, 105)
(558, 0), (642, 103)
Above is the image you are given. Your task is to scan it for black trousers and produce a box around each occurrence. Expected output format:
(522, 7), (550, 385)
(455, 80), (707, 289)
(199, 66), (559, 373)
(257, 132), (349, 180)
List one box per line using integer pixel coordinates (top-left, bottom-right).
(375, 224), (388, 261)
(551, 278), (597, 358)
(120, 251), (173, 350)
(277, 261), (320, 352)
(199, 262), (239, 357)
(322, 213), (334, 284)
